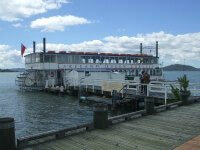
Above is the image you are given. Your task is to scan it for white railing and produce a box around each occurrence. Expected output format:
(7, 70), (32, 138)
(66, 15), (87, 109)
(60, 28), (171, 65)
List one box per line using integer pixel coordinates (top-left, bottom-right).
(121, 81), (200, 105)
(78, 78), (200, 105)
(80, 79), (129, 94)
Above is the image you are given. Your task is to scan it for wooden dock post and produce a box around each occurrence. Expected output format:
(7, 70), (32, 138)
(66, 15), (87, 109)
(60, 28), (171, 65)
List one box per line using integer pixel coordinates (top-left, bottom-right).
(145, 97), (155, 115)
(93, 104), (108, 129)
(0, 117), (16, 150)
(112, 90), (118, 110)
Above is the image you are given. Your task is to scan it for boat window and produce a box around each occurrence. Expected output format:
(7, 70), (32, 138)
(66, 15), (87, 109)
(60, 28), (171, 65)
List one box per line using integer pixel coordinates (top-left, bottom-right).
(153, 69), (156, 75)
(72, 55), (75, 63)
(72, 55), (80, 63)
(119, 57), (123, 64)
(151, 58), (155, 64)
(131, 70), (134, 75)
(85, 71), (90, 76)
(51, 55), (56, 63)
(115, 57), (119, 63)
(82, 57), (85, 63)
(88, 58), (94, 63)
(145, 58), (149, 64)
(143, 58), (147, 64)
(130, 59), (133, 64)
(156, 68), (162, 76)
(110, 58), (116, 63)
(58, 55), (67, 63)
(67, 55), (72, 63)
(35, 54), (40, 63)
(125, 59), (130, 64)
(31, 54), (36, 63)
(40, 54), (43, 63)
(44, 55), (50, 63)
(103, 58), (109, 63)
(150, 69), (153, 75)
(85, 57), (89, 63)
(155, 58), (158, 64)
(25, 55), (31, 64)
(135, 69), (139, 76)
(134, 58), (137, 63)
(95, 59), (100, 63)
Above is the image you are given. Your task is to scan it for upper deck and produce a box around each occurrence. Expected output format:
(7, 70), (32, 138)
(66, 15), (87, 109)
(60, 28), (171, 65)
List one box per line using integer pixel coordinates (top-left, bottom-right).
(25, 51), (158, 64)
(25, 51), (160, 70)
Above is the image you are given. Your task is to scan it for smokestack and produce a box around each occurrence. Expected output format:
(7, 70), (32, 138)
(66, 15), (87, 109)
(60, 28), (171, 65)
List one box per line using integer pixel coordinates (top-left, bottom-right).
(33, 41), (36, 53)
(140, 43), (143, 54)
(156, 41), (158, 57)
(43, 38), (46, 53)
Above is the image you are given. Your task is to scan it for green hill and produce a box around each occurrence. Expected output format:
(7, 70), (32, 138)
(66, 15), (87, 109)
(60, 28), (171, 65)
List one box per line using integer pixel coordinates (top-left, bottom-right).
(163, 64), (199, 71)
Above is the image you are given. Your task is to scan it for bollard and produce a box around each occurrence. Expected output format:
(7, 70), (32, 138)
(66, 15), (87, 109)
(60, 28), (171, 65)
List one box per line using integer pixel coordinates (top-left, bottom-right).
(145, 97), (155, 115)
(0, 117), (16, 150)
(93, 103), (108, 129)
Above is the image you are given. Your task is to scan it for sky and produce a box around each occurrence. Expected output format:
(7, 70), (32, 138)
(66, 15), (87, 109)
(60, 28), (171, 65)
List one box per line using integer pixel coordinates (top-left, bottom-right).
(0, 0), (200, 68)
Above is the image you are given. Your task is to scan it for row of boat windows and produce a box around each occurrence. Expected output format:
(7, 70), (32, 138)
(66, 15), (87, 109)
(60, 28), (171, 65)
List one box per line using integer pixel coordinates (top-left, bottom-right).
(123, 68), (162, 76)
(85, 68), (162, 76)
(25, 54), (158, 64)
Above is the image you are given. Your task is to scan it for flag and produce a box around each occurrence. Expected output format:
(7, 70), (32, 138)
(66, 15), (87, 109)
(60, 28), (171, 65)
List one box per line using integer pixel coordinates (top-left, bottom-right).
(21, 43), (26, 56)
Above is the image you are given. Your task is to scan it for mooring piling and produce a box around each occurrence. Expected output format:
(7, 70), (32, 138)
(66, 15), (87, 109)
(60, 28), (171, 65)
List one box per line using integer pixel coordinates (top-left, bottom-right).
(145, 96), (155, 115)
(93, 103), (108, 129)
(0, 117), (16, 150)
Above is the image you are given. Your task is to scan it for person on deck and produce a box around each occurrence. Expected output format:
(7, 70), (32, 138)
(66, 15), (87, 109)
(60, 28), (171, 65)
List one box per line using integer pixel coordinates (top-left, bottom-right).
(143, 71), (150, 95)
(140, 70), (145, 93)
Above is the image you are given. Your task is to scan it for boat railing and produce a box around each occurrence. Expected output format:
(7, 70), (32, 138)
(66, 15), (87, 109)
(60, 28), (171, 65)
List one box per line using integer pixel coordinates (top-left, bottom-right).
(75, 77), (200, 102)
(119, 81), (200, 105)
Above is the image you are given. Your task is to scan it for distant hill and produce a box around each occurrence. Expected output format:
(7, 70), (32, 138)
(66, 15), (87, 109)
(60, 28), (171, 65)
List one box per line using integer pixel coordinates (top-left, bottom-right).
(10, 68), (25, 72)
(163, 64), (199, 71)
(0, 68), (25, 72)
(0, 69), (15, 72)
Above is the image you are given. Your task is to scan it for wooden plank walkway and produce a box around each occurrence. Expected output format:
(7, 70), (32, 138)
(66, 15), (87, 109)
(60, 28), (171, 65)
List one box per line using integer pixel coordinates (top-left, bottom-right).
(23, 103), (200, 150)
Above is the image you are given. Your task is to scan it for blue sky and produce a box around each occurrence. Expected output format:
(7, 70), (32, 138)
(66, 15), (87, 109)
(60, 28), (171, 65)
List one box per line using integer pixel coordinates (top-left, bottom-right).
(0, 0), (200, 68)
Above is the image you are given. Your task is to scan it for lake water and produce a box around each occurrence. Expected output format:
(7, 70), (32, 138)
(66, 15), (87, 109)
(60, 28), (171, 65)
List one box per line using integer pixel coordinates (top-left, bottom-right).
(0, 71), (200, 138)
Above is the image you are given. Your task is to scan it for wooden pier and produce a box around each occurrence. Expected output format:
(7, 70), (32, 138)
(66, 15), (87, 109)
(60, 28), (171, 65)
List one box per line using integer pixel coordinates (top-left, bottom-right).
(18, 100), (200, 150)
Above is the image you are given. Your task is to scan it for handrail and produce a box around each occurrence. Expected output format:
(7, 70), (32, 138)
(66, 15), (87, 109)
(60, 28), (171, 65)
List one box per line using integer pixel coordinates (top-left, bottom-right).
(79, 78), (200, 98)
(118, 84), (128, 94)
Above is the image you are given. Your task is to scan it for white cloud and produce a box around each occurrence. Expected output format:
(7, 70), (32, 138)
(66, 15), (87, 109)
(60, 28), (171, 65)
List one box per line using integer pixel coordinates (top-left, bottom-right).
(0, 45), (24, 68)
(30, 15), (91, 32)
(12, 23), (22, 28)
(35, 31), (200, 67)
(0, 0), (68, 22)
(1, 32), (200, 68)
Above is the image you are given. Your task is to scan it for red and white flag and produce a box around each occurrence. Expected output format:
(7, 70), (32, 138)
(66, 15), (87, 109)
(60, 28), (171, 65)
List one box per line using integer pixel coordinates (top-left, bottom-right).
(21, 43), (26, 56)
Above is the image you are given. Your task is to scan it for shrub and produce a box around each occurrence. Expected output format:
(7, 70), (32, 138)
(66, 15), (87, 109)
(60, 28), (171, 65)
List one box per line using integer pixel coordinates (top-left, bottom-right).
(170, 74), (190, 103)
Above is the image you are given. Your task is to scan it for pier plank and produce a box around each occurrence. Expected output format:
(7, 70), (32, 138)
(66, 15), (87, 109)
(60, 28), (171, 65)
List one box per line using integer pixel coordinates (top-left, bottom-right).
(22, 103), (200, 150)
